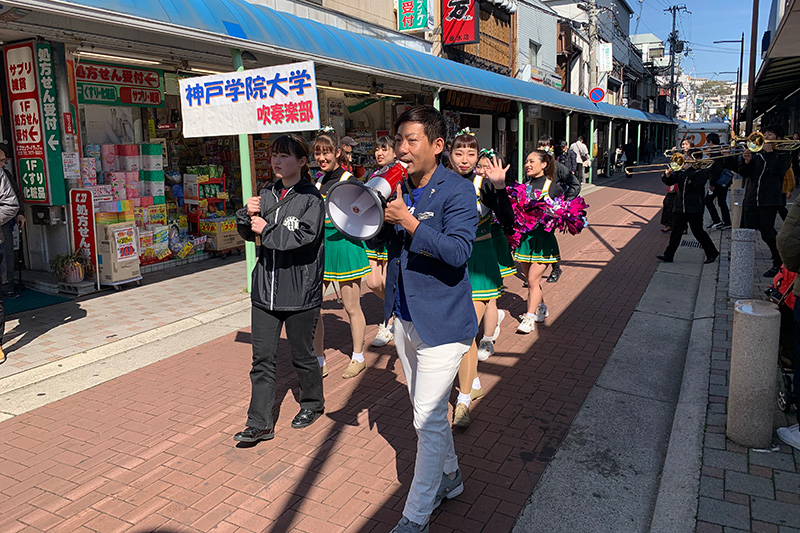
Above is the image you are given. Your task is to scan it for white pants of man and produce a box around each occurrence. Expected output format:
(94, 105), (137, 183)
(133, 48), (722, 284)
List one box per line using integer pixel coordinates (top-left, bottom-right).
(393, 318), (472, 525)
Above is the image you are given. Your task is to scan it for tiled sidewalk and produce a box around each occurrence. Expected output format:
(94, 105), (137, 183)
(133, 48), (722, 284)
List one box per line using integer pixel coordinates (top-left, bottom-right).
(1, 258), (249, 378)
(0, 176), (670, 532)
(696, 223), (800, 533)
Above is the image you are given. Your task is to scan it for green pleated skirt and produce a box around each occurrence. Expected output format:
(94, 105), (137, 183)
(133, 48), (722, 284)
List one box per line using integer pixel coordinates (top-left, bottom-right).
(468, 237), (504, 301)
(323, 222), (371, 281)
(513, 225), (560, 264)
(491, 223), (517, 277)
(365, 243), (388, 261)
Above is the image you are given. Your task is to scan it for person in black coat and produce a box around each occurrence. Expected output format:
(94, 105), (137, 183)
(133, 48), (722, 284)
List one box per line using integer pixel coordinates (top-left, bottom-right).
(703, 133), (736, 229)
(657, 155), (719, 264)
(739, 124), (793, 277)
(233, 134), (326, 443)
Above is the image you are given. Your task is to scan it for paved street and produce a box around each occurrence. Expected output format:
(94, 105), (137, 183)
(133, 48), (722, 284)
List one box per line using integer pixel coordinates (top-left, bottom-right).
(0, 174), (706, 532)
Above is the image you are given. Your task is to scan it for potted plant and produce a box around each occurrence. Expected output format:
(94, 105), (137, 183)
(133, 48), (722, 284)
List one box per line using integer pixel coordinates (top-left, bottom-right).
(50, 251), (93, 284)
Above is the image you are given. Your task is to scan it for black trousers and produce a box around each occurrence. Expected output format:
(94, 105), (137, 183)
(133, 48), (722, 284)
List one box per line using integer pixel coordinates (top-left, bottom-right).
(247, 305), (323, 429)
(663, 212), (718, 261)
(742, 206), (782, 268)
(704, 187), (731, 226)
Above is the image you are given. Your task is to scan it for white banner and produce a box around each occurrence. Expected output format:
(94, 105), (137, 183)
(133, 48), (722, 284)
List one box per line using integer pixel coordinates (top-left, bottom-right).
(597, 43), (613, 73)
(179, 60), (320, 138)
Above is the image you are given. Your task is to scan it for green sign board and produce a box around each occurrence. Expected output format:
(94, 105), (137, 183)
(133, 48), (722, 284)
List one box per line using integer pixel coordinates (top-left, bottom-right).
(398, 0), (430, 32)
(19, 158), (46, 202)
(35, 42), (65, 205)
(75, 61), (164, 108)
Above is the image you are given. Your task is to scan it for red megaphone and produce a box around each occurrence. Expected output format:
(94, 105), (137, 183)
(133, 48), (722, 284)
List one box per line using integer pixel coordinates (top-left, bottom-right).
(325, 162), (408, 241)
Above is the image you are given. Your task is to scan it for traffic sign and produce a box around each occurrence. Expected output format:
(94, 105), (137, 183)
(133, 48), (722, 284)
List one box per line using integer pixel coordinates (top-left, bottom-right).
(589, 87), (605, 103)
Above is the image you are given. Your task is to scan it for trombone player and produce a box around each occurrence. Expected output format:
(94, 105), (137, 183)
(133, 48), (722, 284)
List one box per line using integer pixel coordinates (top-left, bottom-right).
(739, 124), (792, 278)
(657, 147), (720, 265)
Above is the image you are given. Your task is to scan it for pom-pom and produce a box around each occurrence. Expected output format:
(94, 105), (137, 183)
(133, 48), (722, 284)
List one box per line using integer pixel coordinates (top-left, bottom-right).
(501, 184), (589, 249)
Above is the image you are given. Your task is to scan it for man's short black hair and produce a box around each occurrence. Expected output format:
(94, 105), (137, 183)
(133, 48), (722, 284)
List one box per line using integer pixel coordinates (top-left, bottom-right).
(538, 135), (553, 147)
(395, 105), (446, 145)
(762, 123), (785, 139)
(577, 136), (584, 142)
(707, 133), (721, 145)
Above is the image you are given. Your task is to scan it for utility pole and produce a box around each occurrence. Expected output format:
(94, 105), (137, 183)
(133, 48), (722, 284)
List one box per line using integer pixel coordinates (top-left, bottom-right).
(665, 5), (688, 118)
(588, 0), (597, 91)
(745, 0), (759, 134)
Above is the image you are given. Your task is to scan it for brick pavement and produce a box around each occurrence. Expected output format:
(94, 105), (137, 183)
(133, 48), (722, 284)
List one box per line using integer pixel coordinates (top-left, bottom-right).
(696, 215), (800, 533)
(0, 175), (671, 532)
(0, 258), (249, 378)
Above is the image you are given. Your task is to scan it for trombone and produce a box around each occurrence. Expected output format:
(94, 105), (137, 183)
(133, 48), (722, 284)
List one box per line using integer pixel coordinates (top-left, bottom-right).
(732, 131), (800, 152)
(624, 153), (687, 176)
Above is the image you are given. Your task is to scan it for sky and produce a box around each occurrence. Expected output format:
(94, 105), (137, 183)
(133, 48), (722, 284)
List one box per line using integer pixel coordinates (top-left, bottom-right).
(628, 0), (774, 83)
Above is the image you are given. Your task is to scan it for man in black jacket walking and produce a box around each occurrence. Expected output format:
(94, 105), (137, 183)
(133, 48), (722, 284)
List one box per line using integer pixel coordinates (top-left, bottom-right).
(739, 124), (792, 277)
(657, 157), (719, 264)
(233, 134), (326, 443)
(704, 133), (734, 230)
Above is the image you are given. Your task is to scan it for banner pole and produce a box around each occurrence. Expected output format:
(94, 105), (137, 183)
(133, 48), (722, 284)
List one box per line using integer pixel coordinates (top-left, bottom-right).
(231, 48), (256, 293)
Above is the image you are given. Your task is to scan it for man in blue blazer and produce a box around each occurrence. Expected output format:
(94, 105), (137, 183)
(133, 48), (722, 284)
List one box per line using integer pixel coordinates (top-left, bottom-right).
(369, 105), (477, 533)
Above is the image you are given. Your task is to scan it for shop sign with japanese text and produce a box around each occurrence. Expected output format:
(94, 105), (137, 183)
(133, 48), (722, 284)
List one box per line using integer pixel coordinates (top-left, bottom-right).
(4, 41), (66, 205)
(442, 0), (479, 46)
(179, 60), (320, 138)
(36, 43), (65, 204)
(398, 0), (432, 32)
(75, 61), (165, 108)
(69, 189), (96, 269)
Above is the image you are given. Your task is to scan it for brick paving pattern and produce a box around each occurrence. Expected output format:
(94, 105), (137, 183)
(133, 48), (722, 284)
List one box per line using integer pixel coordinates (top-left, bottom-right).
(696, 217), (800, 533)
(0, 259), (249, 378)
(0, 176), (670, 532)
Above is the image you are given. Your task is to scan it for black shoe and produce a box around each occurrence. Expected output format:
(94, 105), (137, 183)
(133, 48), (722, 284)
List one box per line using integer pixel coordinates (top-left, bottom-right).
(656, 255), (673, 262)
(719, 224), (732, 230)
(2, 291), (19, 299)
(546, 268), (562, 283)
(291, 408), (323, 429)
(704, 253), (720, 264)
(233, 426), (274, 442)
(764, 266), (781, 278)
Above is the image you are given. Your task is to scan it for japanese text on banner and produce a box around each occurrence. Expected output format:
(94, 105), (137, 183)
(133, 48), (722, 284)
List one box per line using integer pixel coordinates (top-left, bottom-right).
(179, 61), (320, 138)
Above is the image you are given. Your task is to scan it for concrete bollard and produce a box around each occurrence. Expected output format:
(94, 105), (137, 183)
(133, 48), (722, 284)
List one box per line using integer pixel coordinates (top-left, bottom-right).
(729, 228), (756, 299)
(727, 300), (781, 448)
(730, 186), (745, 229)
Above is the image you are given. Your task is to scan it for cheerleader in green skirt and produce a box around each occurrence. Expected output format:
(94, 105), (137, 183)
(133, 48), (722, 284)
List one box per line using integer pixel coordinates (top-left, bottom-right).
(312, 129), (371, 380)
(514, 150), (563, 334)
(365, 135), (395, 347)
(475, 151), (516, 362)
(449, 132), (515, 428)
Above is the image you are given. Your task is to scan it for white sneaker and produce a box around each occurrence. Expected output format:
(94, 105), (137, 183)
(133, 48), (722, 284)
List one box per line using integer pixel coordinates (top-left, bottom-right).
(492, 309), (506, 339)
(371, 323), (393, 347)
(535, 303), (549, 323)
(777, 425), (800, 451)
(516, 315), (536, 334)
(477, 339), (495, 361)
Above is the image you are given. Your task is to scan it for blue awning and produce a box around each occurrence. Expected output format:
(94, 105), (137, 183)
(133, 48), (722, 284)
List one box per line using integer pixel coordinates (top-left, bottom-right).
(21, 0), (676, 123)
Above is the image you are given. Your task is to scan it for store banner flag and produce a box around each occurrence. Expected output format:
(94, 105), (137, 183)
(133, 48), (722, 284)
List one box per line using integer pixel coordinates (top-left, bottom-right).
(36, 42), (66, 205)
(442, 0), (479, 46)
(69, 189), (97, 269)
(179, 61), (320, 138)
(398, 0), (433, 32)
(4, 40), (67, 205)
(597, 43), (613, 73)
(75, 61), (164, 108)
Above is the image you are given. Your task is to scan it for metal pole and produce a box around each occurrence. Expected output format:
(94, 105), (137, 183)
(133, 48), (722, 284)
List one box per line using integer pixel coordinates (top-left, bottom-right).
(517, 102), (524, 183)
(566, 111), (571, 145)
(589, 116), (595, 184)
(433, 88), (441, 111)
(637, 123), (642, 163)
(668, 8), (677, 118)
(736, 33), (744, 133)
(607, 119), (613, 177)
(231, 48), (256, 293)
(745, 0), (759, 134)
(589, 0), (597, 90)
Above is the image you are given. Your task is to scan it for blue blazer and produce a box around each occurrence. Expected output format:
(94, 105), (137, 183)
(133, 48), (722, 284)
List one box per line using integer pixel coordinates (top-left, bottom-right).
(369, 164), (478, 346)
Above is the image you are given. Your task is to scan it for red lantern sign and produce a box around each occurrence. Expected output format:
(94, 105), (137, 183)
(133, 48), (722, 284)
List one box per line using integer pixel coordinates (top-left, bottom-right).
(442, 0), (479, 46)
